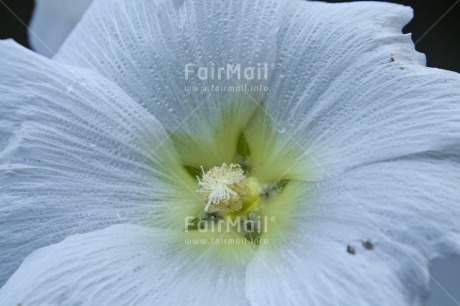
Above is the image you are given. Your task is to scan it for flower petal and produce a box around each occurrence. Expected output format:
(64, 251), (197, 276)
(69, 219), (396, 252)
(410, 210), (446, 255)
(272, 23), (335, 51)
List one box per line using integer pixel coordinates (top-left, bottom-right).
(428, 258), (460, 306)
(0, 224), (250, 305)
(247, 1), (460, 180)
(54, 0), (288, 168)
(29, 0), (93, 57)
(246, 155), (460, 305)
(0, 41), (200, 285)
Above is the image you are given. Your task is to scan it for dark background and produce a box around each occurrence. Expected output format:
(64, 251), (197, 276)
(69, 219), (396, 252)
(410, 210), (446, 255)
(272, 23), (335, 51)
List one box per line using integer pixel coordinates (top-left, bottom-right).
(0, 0), (34, 49)
(0, 0), (459, 72)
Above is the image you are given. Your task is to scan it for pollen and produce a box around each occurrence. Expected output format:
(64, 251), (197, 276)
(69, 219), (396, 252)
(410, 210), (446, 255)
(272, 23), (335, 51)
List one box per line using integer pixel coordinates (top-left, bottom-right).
(196, 163), (248, 213)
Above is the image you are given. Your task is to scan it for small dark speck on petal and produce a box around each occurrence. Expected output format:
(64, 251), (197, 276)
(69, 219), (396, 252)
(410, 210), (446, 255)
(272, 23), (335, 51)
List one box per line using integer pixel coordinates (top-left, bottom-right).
(347, 245), (356, 255)
(362, 240), (374, 250)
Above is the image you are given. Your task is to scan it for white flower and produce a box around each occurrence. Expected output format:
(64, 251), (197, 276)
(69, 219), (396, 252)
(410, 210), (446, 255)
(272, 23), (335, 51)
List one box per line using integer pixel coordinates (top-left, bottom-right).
(29, 0), (93, 57)
(1, 0), (460, 305)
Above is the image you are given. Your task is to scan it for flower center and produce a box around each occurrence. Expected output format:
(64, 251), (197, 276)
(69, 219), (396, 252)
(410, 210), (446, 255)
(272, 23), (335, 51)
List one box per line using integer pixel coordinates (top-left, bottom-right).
(197, 163), (248, 213)
(188, 158), (293, 246)
(164, 104), (307, 253)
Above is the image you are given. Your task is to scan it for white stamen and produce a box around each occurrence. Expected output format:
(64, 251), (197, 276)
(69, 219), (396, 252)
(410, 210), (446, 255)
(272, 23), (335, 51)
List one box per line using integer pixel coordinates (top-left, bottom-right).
(196, 163), (248, 213)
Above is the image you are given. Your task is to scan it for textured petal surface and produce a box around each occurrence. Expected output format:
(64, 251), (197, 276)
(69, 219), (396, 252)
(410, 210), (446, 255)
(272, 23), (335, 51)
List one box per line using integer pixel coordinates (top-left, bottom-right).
(54, 0), (460, 182)
(29, 0), (93, 57)
(0, 225), (250, 305)
(0, 41), (200, 286)
(55, 0), (288, 168)
(246, 156), (460, 305)
(246, 1), (460, 181)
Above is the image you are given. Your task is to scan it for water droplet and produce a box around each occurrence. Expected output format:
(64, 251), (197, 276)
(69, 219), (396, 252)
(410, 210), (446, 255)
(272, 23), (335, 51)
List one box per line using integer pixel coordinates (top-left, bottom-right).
(276, 124), (286, 134)
(66, 85), (74, 94)
(118, 210), (128, 220)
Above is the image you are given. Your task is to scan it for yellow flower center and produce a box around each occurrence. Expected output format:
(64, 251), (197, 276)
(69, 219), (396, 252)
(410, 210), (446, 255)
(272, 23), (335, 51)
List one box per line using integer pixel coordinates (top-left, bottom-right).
(157, 101), (309, 261)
